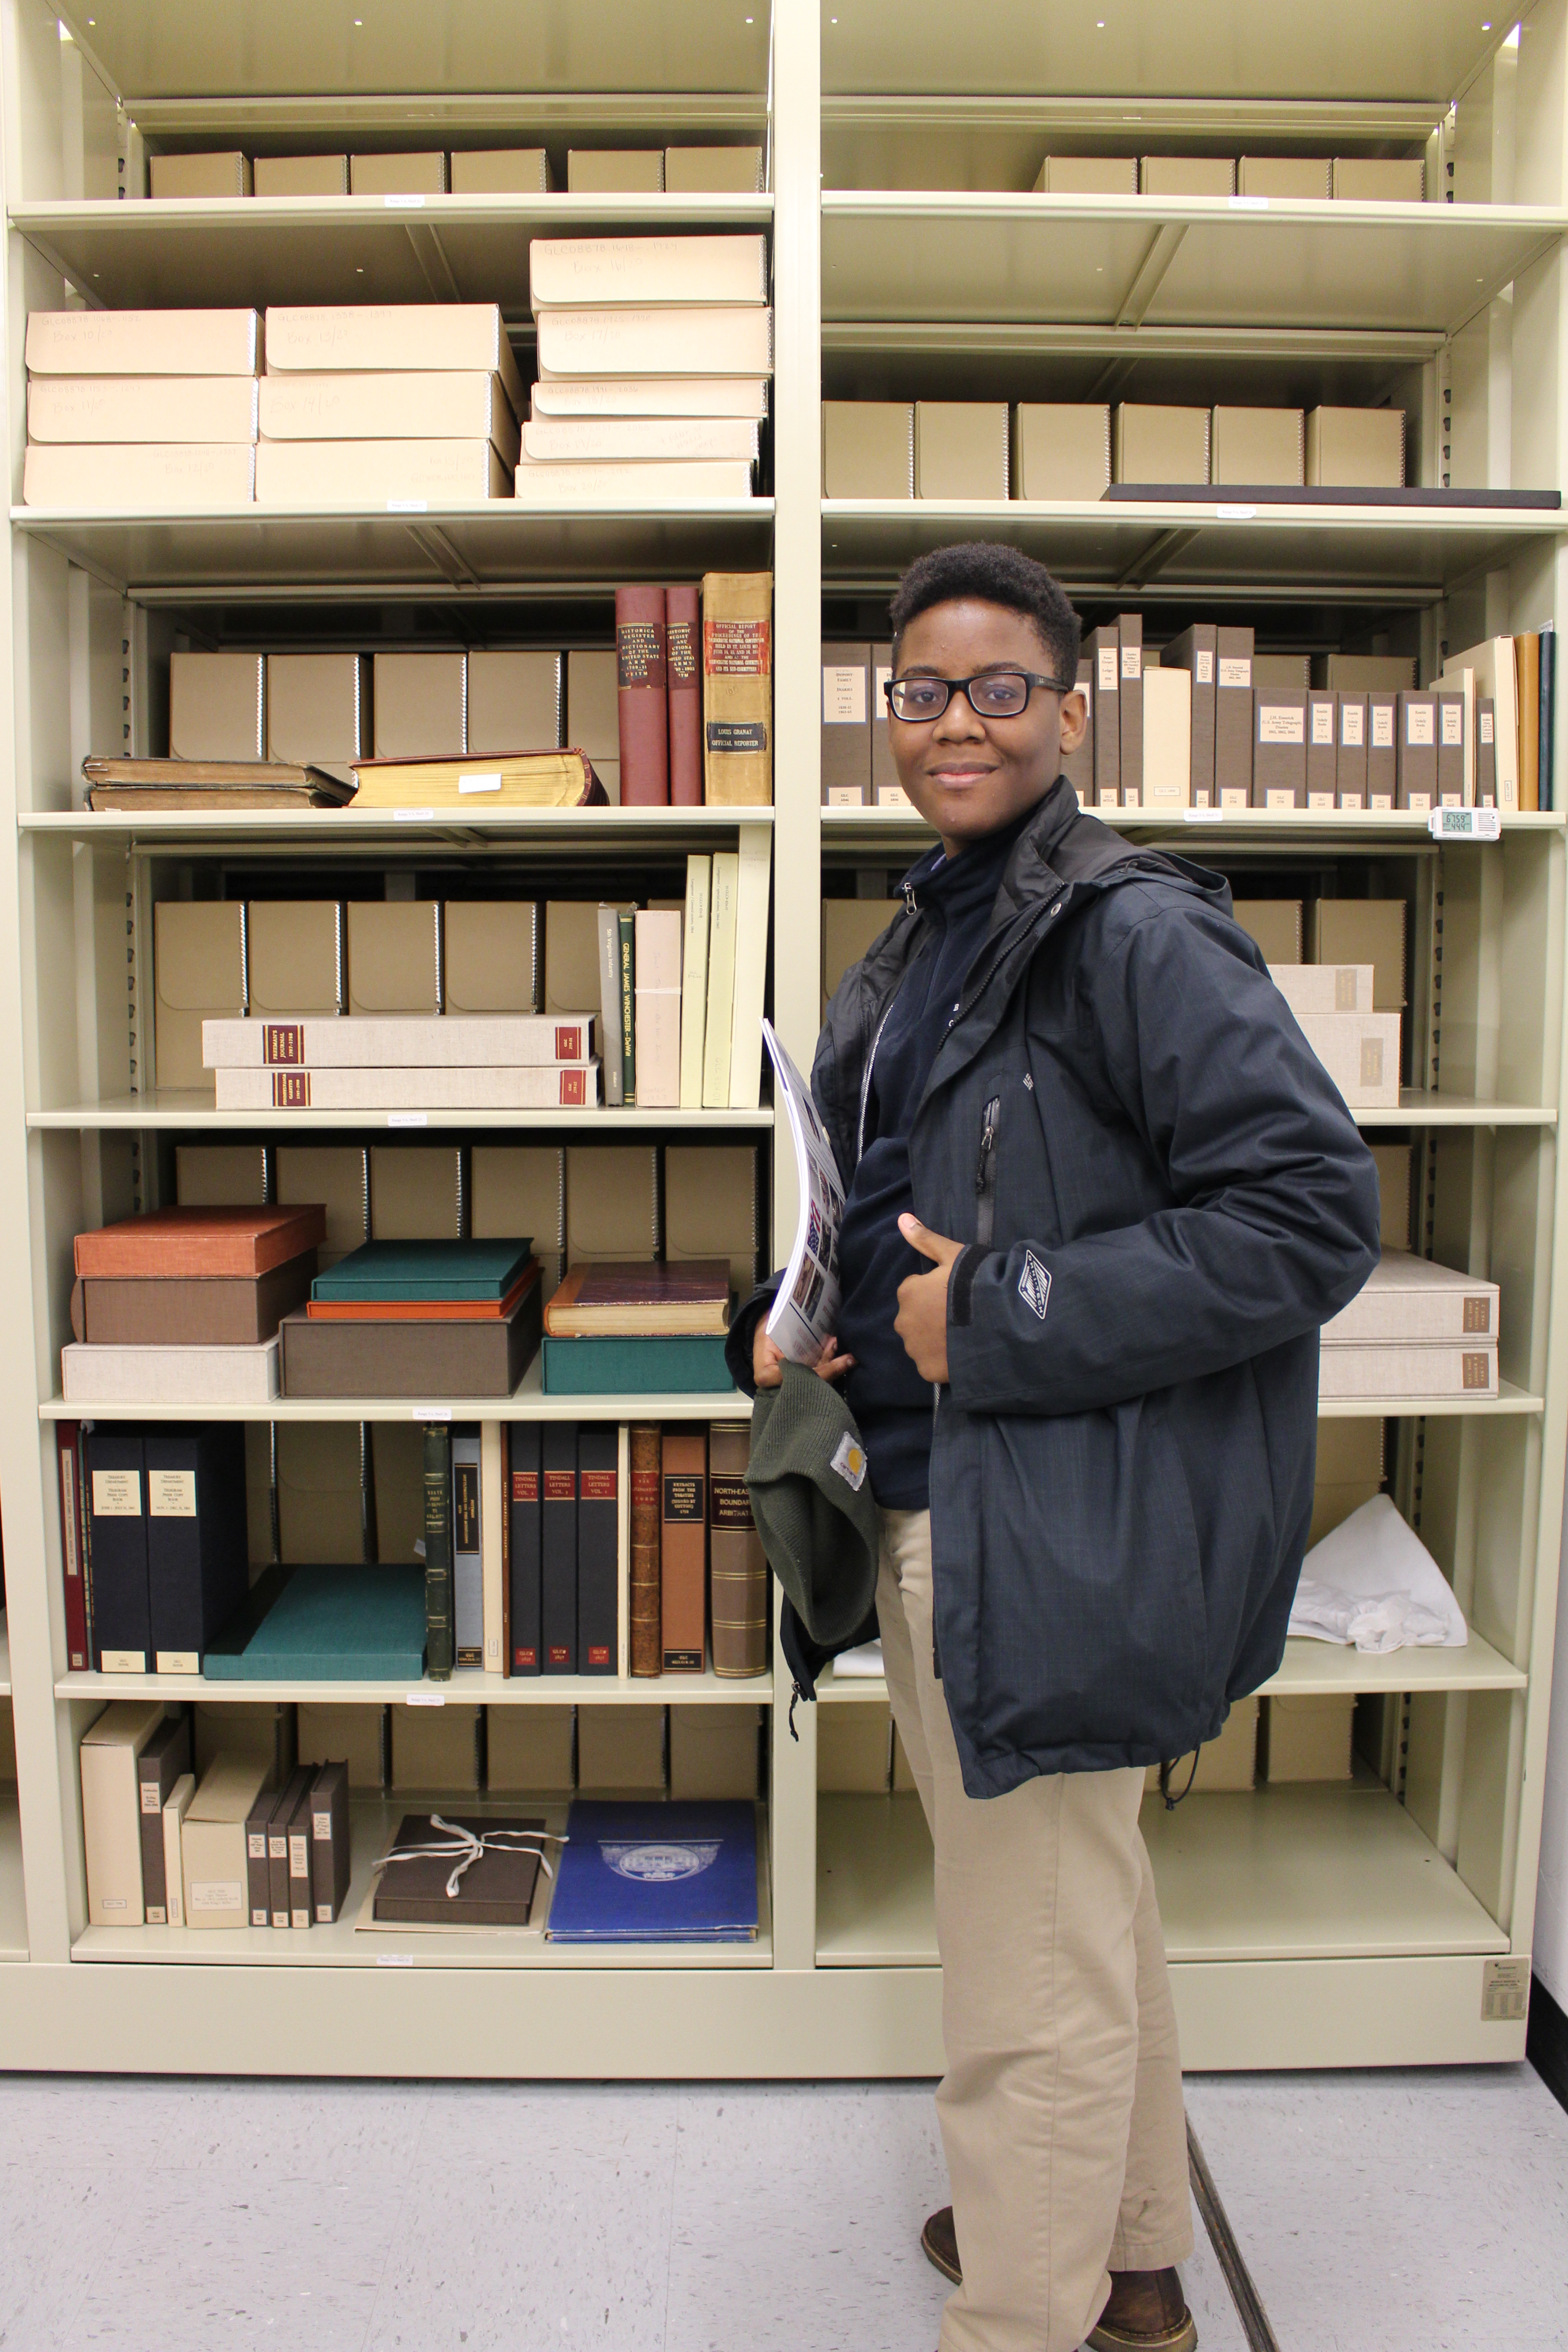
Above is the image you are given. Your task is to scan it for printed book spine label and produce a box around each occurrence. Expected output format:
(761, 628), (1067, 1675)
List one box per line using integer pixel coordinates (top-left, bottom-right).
(509, 1425), (543, 1674)
(629, 1427), (662, 1677)
(702, 574), (773, 804)
(452, 1436), (483, 1668)
(422, 1424), (454, 1680)
(577, 1436), (619, 1674)
(541, 1429), (578, 1673)
(661, 1437), (708, 1672)
(666, 585), (704, 807)
(616, 584), (670, 807)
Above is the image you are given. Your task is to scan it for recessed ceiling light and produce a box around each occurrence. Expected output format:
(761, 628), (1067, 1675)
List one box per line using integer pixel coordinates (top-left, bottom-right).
(1504, 21), (1520, 41)
(57, 20), (72, 38)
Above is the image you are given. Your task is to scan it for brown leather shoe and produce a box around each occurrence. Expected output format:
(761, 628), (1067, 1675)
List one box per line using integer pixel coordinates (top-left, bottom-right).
(920, 2205), (961, 2284)
(1087, 2267), (1197, 2352)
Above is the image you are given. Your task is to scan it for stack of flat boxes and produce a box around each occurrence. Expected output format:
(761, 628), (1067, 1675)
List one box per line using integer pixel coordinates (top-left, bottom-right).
(1031, 153), (1425, 201)
(149, 143), (764, 197)
(23, 309), (262, 509)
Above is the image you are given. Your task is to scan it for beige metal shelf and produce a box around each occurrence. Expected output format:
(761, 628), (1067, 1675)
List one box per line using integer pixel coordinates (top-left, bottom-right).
(0, 1797), (25, 1963)
(816, 1784), (1509, 1967)
(821, 192), (1563, 337)
(19, 805), (775, 849)
(10, 500), (774, 598)
(11, 194), (772, 314)
(27, 1093), (773, 1132)
(821, 805), (1568, 849)
(39, 1354), (748, 1424)
(817, 1624), (1527, 1705)
(1318, 1382), (1542, 1416)
(821, 497), (1563, 598)
(72, 1794), (773, 1969)
(56, 1662), (767, 1705)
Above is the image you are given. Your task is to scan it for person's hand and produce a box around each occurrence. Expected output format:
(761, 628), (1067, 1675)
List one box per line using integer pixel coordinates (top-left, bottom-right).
(894, 1216), (964, 1383)
(753, 1324), (855, 1390)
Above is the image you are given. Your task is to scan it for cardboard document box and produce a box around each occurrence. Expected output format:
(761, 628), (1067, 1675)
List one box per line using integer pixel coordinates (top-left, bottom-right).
(1254, 655), (1309, 688)
(27, 377), (260, 444)
(253, 154), (350, 196)
(81, 1700), (168, 1926)
(1117, 612), (1144, 805)
(821, 641), (872, 803)
(1294, 1009), (1402, 1107)
(256, 437), (509, 505)
(298, 1701), (386, 1791)
(487, 1705), (574, 1792)
(182, 1753), (272, 1926)
(1316, 654), (1417, 693)
(1238, 157), (1332, 198)
(470, 1145), (566, 1258)
(670, 1704), (761, 1799)
(1232, 900), (1302, 963)
(1371, 1143), (1412, 1251)
(371, 1420), (426, 1563)
(1396, 690), (1438, 810)
(467, 650), (563, 755)
(155, 901), (245, 1092)
(1034, 157), (1138, 193)
(567, 149), (664, 191)
(246, 900), (344, 1019)
(819, 1704), (892, 1792)
(391, 1702), (483, 1791)
(444, 900), (540, 1014)
(275, 1145), (369, 1269)
(566, 647), (620, 802)
(1253, 689), (1308, 809)
(1336, 693), (1368, 807)
(1012, 403), (1111, 500)
(1160, 623), (1216, 804)
(544, 901), (603, 1015)
(1215, 626), (1255, 804)
(265, 652), (371, 766)
(1143, 1695), (1258, 1795)
(276, 1421), (366, 1563)
(1309, 1417), (1385, 1546)
(1436, 689), (1465, 804)
(566, 1145), (659, 1261)
(913, 402), (1009, 498)
(1112, 403), (1210, 485)
(665, 147), (764, 192)
(264, 305), (525, 417)
(450, 148), (549, 193)
(1305, 407), (1405, 488)
(1307, 899), (1406, 1009)
(350, 151), (448, 195)
(1140, 156), (1235, 196)
(346, 900), (441, 1015)
(170, 651), (265, 762)
(665, 1143), (759, 1296)
(1323, 1250), (1499, 1345)
(1210, 407), (1304, 487)
(368, 1145), (463, 1240)
(822, 401), (914, 497)
(150, 151), (252, 197)
(25, 441), (257, 509)
(1270, 963), (1373, 1017)
(578, 1706), (666, 1792)
(1367, 692), (1398, 805)
(1260, 1695), (1354, 1783)
(259, 371), (519, 463)
(1333, 157), (1424, 202)
(27, 308), (261, 377)
(176, 1144), (269, 1206)
(1306, 690), (1337, 805)
(1318, 1341), (1498, 1399)
(823, 898), (901, 1011)
(193, 1701), (296, 1784)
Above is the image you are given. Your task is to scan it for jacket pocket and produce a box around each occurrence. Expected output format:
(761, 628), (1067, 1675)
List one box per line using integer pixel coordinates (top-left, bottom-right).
(975, 1093), (1001, 1247)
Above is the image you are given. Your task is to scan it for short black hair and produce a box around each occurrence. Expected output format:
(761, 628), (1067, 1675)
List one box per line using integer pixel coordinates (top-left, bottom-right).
(888, 542), (1081, 681)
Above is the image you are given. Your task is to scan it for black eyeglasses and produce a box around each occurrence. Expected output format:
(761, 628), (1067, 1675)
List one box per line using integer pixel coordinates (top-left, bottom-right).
(884, 668), (1076, 722)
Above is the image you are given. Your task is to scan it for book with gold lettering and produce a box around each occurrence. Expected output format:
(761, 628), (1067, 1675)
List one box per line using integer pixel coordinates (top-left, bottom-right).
(543, 1259), (732, 1337)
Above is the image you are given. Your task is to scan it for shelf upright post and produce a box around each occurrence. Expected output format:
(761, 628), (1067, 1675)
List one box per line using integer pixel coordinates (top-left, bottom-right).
(767, 0), (823, 1973)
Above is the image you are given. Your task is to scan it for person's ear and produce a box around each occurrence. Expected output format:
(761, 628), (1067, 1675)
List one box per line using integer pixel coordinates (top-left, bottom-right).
(1057, 688), (1088, 756)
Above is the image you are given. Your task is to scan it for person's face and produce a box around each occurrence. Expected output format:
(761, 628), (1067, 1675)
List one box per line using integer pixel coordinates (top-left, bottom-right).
(889, 597), (1088, 856)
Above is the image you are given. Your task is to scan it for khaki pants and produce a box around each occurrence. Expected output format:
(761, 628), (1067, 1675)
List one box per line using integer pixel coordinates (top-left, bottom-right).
(877, 1507), (1192, 2352)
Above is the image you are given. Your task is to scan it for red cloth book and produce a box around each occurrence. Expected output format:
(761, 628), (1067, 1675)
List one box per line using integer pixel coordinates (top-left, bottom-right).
(666, 583), (703, 806)
(73, 1204), (328, 1280)
(616, 583), (670, 806)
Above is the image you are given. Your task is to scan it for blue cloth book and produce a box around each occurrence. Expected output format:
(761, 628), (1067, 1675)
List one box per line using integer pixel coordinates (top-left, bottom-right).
(545, 1800), (758, 1941)
(312, 1239), (533, 1304)
(542, 1335), (735, 1394)
(202, 1562), (427, 1680)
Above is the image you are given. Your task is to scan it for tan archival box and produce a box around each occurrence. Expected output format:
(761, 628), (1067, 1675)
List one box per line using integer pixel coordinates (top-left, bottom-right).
(1305, 407), (1405, 488)
(566, 1145), (659, 1261)
(182, 1754), (271, 1928)
(1309, 1417), (1385, 1547)
(1231, 900), (1303, 964)
(819, 1704), (892, 1792)
(565, 648), (620, 801)
(149, 151), (253, 197)
(27, 377), (260, 444)
(275, 1144), (368, 1268)
(1034, 157), (1137, 194)
(170, 652), (265, 762)
(265, 652), (370, 766)
(444, 901), (540, 1014)
(155, 901), (245, 1091)
(1333, 157), (1423, 201)
(176, 1144), (268, 1207)
(246, 900), (343, 1018)
(81, 1701), (167, 1926)
(568, 149), (664, 191)
(345, 900), (441, 1016)
(670, 1705), (762, 1799)
(468, 651), (563, 754)
(665, 1144), (759, 1295)
(487, 1706), (574, 1791)
(450, 149), (549, 193)
(1210, 407), (1304, 487)
(666, 147), (765, 192)
(371, 1421), (425, 1563)
(26, 308), (261, 376)
(1237, 157), (1332, 197)
(349, 152), (448, 195)
(23, 443), (256, 509)
(470, 1147), (566, 1253)
(578, 1707), (666, 1791)
(544, 901), (603, 1015)
(1112, 404), (1210, 485)
(276, 1421), (365, 1563)
(392, 1703), (482, 1791)
(372, 652), (466, 759)
(369, 1146), (463, 1240)
(1140, 156), (1235, 195)
(253, 155), (349, 196)
(1261, 1695), (1355, 1782)
(1370, 1142), (1413, 1251)
(1013, 404), (1111, 500)
(822, 402), (914, 497)
(264, 305), (525, 418)
(823, 899), (900, 1011)
(914, 403), (1009, 499)
(1308, 899), (1406, 1008)
(259, 372), (519, 464)
(298, 1702), (386, 1791)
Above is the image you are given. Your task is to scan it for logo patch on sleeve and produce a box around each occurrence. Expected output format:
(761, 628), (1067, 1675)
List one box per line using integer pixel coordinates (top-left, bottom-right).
(1018, 1251), (1051, 1321)
(830, 1432), (867, 1490)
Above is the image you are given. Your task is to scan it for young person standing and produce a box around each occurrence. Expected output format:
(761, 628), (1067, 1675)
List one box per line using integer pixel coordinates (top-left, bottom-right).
(729, 544), (1380, 2352)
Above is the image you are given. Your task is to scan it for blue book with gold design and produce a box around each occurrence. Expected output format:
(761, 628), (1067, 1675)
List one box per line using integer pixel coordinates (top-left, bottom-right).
(545, 1800), (758, 1941)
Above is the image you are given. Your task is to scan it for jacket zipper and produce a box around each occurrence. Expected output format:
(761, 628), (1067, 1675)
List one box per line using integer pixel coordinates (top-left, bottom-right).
(975, 1095), (1000, 1248)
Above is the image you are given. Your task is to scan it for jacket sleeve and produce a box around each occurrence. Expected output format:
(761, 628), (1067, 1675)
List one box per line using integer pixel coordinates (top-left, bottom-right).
(724, 1274), (784, 1395)
(946, 897), (1382, 1417)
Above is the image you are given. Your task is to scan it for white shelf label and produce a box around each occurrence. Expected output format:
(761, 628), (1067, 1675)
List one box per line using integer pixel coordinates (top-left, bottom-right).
(387, 1111), (428, 1127)
(1429, 806), (1502, 841)
(1184, 807), (1224, 822)
(405, 1691), (446, 1706)
(377, 1953), (416, 1965)
(1229, 194), (1269, 208)
(393, 808), (435, 822)
(1215, 504), (1257, 520)
(384, 194), (426, 208)
(387, 499), (428, 512)
(413, 1404), (451, 1420)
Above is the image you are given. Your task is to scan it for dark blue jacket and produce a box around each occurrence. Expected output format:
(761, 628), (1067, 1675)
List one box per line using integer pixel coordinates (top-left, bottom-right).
(730, 779), (1381, 1796)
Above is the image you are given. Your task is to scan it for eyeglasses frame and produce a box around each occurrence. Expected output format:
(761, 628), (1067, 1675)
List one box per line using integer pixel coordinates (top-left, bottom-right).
(883, 667), (1080, 722)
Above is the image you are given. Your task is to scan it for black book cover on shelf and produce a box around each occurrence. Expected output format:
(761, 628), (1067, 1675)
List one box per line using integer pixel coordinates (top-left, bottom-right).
(422, 1422), (454, 1681)
(144, 1424), (250, 1674)
(136, 1713), (192, 1925)
(509, 1421), (543, 1674)
(577, 1424), (618, 1674)
(270, 1764), (312, 1929)
(84, 1427), (150, 1672)
(541, 1423), (578, 1673)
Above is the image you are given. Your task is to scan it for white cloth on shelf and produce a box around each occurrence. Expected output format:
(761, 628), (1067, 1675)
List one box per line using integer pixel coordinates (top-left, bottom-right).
(1288, 1494), (1468, 1653)
(833, 1639), (886, 1678)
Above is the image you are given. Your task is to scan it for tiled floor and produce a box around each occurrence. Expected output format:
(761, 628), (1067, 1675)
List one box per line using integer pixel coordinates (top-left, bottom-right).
(0, 2064), (1559, 2350)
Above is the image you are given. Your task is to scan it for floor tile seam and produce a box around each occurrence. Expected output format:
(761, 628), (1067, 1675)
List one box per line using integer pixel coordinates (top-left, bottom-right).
(1186, 2116), (1283, 2352)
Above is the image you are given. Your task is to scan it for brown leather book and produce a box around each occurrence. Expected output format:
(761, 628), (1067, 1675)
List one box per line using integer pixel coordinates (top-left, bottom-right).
(544, 1259), (732, 1337)
(71, 1252), (316, 1344)
(348, 750), (606, 811)
(666, 584), (703, 807)
(83, 756), (355, 808)
(709, 1420), (768, 1679)
(74, 1204), (328, 1281)
(661, 1428), (708, 1672)
(616, 583), (670, 806)
(629, 1425), (662, 1677)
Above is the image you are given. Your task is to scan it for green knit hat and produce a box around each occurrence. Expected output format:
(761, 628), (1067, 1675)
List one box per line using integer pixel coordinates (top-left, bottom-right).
(745, 1362), (881, 1646)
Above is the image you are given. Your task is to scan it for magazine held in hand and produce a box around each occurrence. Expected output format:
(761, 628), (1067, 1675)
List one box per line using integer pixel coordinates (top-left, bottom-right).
(762, 1019), (846, 1365)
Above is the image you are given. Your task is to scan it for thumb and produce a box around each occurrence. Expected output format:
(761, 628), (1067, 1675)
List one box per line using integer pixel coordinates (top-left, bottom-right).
(899, 1213), (962, 1266)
